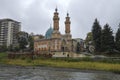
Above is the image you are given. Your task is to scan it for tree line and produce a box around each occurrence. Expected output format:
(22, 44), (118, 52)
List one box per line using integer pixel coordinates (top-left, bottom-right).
(92, 19), (120, 54)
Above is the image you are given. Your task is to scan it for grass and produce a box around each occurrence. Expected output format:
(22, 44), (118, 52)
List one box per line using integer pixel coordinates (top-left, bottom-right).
(0, 52), (7, 59)
(0, 52), (8, 64)
(0, 52), (120, 73)
(4, 58), (120, 73)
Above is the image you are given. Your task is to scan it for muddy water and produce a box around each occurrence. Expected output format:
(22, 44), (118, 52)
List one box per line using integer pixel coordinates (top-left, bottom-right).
(0, 65), (120, 80)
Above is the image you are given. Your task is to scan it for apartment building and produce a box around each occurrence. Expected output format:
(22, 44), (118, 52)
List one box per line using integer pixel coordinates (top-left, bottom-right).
(0, 18), (21, 47)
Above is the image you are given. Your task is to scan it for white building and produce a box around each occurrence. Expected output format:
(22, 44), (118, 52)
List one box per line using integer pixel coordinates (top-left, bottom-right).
(0, 18), (21, 47)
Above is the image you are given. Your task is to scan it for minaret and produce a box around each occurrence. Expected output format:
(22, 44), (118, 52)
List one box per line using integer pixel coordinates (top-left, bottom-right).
(53, 7), (59, 32)
(65, 13), (71, 40)
(52, 8), (61, 38)
(65, 13), (71, 34)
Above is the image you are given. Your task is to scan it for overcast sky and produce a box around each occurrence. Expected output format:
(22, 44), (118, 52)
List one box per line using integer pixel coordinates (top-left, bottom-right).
(0, 0), (120, 39)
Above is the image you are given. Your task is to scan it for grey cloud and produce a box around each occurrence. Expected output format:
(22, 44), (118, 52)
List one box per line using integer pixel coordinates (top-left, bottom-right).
(0, 0), (120, 39)
(69, 0), (120, 38)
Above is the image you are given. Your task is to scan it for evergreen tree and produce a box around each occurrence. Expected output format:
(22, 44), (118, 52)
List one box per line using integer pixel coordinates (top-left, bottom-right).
(101, 24), (115, 52)
(115, 24), (120, 52)
(76, 42), (80, 53)
(92, 19), (102, 52)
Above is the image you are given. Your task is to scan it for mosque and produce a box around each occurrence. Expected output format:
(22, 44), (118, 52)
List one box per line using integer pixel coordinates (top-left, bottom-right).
(34, 8), (83, 57)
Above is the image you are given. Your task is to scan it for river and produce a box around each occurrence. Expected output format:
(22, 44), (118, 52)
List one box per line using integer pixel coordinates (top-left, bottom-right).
(0, 65), (120, 80)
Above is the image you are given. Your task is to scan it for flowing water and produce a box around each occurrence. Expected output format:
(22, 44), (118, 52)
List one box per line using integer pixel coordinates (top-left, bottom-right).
(0, 65), (120, 80)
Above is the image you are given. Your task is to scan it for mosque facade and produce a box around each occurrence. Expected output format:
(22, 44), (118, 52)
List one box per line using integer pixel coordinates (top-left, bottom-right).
(34, 8), (81, 57)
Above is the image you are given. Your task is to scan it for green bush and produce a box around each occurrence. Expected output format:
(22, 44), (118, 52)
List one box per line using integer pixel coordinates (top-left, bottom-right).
(26, 58), (32, 63)
(0, 53), (7, 59)
(21, 56), (26, 60)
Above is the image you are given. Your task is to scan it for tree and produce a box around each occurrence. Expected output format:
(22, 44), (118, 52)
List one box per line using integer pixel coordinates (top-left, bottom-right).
(18, 37), (28, 50)
(85, 32), (93, 45)
(76, 42), (80, 53)
(115, 24), (120, 52)
(28, 35), (34, 51)
(16, 31), (29, 51)
(8, 44), (13, 51)
(13, 46), (20, 52)
(0, 45), (7, 52)
(101, 24), (115, 52)
(92, 19), (102, 52)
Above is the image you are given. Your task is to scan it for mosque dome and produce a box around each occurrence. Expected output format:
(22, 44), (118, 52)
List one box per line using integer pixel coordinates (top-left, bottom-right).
(45, 27), (53, 39)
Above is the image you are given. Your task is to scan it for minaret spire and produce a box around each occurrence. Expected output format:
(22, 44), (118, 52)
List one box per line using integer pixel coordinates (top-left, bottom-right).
(53, 7), (59, 32)
(67, 11), (69, 17)
(55, 7), (57, 12)
(65, 12), (71, 34)
(52, 7), (61, 39)
(65, 12), (72, 40)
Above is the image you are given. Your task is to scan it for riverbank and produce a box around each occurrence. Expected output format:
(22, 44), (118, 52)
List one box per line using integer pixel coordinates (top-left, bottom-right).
(0, 53), (120, 74)
(0, 64), (119, 80)
(0, 64), (114, 74)
(0, 58), (120, 74)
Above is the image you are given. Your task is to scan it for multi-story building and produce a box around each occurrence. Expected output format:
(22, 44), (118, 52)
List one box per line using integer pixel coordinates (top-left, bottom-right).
(0, 18), (21, 47)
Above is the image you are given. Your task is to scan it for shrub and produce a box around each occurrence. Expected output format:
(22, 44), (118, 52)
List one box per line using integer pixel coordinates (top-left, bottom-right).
(26, 58), (32, 63)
